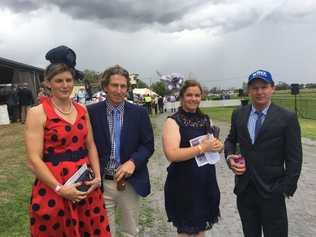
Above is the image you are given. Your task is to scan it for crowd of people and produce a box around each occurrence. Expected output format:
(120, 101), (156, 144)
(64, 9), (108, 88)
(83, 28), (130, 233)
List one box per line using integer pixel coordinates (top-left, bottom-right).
(133, 94), (169, 115)
(23, 46), (302, 237)
(6, 83), (34, 123)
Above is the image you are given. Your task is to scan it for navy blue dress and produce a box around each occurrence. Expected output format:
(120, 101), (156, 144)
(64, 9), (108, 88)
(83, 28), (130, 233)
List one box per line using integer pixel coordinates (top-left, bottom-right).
(164, 108), (220, 234)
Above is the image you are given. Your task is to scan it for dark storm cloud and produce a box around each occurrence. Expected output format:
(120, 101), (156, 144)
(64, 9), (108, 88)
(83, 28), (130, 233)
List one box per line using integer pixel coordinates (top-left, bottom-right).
(0, 0), (221, 31)
(1, 1), (315, 34)
(0, 0), (40, 12)
(0, 0), (209, 22)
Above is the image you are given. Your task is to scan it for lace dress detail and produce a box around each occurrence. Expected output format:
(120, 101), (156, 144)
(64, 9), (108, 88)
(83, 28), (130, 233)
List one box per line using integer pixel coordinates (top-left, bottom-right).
(164, 108), (220, 234)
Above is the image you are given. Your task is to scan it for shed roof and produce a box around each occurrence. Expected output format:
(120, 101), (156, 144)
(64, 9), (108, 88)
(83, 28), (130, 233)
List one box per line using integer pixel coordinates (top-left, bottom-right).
(0, 56), (44, 72)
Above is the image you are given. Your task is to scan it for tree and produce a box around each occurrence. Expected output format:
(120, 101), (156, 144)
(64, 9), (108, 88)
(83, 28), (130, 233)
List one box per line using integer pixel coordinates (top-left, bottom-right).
(83, 69), (99, 83)
(305, 83), (316, 88)
(136, 79), (148, 88)
(150, 81), (166, 96)
(275, 81), (290, 90)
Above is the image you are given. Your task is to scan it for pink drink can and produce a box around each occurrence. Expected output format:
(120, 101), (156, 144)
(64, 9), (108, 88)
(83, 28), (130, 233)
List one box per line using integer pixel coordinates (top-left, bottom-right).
(234, 155), (245, 165)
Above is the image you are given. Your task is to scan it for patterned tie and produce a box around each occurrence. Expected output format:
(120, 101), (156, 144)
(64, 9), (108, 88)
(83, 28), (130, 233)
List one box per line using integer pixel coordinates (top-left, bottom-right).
(113, 109), (121, 163)
(254, 111), (264, 141)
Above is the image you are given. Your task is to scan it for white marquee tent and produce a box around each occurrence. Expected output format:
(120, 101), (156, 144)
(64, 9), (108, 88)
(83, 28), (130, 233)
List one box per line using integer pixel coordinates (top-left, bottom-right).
(132, 88), (158, 96)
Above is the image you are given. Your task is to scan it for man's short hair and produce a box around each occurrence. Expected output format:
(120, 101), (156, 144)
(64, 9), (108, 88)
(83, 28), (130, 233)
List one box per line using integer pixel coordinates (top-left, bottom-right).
(100, 65), (130, 89)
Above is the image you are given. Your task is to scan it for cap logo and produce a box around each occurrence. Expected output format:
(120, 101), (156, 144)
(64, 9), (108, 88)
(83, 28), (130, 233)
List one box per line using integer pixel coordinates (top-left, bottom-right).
(252, 70), (267, 78)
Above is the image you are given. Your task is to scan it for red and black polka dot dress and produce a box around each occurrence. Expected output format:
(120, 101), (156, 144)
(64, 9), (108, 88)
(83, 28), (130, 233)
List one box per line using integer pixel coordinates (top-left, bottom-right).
(29, 98), (111, 237)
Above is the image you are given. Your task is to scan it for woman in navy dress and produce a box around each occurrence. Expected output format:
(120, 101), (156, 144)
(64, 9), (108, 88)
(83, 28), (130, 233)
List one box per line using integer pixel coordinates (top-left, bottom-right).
(162, 80), (223, 236)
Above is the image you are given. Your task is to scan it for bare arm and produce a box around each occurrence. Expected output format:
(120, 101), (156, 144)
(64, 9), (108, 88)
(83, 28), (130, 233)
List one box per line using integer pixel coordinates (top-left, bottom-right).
(25, 105), (60, 189)
(162, 118), (223, 162)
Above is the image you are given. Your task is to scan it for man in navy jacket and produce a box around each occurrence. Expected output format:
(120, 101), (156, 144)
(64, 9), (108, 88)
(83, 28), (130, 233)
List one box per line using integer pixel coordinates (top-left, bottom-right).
(88, 65), (154, 237)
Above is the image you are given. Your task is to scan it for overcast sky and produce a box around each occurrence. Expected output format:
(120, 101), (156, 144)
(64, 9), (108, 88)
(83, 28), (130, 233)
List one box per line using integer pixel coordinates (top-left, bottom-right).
(0, 0), (316, 88)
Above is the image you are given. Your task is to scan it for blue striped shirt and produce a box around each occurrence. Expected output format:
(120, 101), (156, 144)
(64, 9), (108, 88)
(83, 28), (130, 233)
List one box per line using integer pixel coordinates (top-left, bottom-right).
(105, 99), (125, 162)
(247, 104), (270, 144)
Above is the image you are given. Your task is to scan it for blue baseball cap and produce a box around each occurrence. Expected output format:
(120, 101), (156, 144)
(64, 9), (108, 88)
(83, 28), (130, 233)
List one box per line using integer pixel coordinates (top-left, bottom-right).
(248, 70), (274, 85)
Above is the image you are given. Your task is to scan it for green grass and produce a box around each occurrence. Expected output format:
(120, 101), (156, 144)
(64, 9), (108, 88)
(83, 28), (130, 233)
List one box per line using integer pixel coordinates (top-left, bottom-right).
(0, 123), (33, 237)
(0, 122), (159, 237)
(201, 106), (235, 123)
(202, 106), (316, 140)
(299, 119), (316, 140)
(239, 89), (316, 119)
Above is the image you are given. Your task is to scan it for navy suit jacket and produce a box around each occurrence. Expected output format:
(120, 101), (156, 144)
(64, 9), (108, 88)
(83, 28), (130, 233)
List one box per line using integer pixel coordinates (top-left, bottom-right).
(224, 103), (302, 198)
(87, 100), (154, 197)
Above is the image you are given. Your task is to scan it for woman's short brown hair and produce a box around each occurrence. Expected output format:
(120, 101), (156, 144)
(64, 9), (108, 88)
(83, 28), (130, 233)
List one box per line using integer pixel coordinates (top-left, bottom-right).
(100, 65), (130, 89)
(45, 63), (75, 82)
(179, 79), (203, 98)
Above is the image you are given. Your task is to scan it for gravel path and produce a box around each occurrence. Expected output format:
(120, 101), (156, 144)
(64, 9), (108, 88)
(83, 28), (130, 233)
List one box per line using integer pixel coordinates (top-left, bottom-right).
(138, 114), (316, 237)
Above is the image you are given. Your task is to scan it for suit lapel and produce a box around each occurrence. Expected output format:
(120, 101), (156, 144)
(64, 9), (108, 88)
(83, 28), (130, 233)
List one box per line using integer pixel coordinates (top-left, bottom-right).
(98, 101), (111, 148)
(240, 105), (252, 145)
(120, 102), (131, 159)
(255, 103), (277, 143)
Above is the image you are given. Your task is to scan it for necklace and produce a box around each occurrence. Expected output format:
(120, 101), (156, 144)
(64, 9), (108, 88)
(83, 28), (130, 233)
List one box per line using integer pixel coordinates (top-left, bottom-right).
(51, 99), (73, 115)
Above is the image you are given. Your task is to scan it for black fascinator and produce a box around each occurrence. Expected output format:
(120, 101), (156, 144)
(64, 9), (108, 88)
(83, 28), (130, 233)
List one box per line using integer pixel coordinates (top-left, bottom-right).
(45, 45), (84, 81)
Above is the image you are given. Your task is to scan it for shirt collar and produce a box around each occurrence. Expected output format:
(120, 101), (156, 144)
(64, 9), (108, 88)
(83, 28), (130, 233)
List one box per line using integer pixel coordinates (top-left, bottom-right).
(106, 98), (125, 115)
(251, 102), (270, 116)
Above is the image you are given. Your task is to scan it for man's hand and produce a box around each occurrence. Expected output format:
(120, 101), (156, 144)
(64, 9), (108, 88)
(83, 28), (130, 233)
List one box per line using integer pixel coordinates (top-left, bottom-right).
(228, 155), (246, 175)
(114, 160), (136, 182)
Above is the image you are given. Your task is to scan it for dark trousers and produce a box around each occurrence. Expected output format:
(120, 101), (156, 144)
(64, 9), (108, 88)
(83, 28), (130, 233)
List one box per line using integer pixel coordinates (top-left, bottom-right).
(146, 102), (152, 114)
(237, 184), (288, 237)
(7, 105), (20, 122)
(158, 105), (164, 113)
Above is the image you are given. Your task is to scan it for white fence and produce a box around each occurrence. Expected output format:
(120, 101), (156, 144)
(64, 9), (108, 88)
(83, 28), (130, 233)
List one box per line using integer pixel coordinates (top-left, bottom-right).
(0, 105), (10, 125)
(164, 99), (241, 110)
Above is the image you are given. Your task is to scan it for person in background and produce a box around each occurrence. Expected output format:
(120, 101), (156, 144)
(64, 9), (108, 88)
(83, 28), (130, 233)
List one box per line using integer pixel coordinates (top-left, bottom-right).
(88, 65), (154, 237)
(18, 82), (34, 123)
(225, 69), (302, 237)
(152, 96), (158, 115)
(37, 85), (49, 104)
(169, 95), (177, 112)
(7, 84), (20, 123)
(162, 80), (223, 237)
(158, 96), (164, 113)
(25, 46), (111, 236)
(76, 88), (87, 104)
(144, 94), (152, 114)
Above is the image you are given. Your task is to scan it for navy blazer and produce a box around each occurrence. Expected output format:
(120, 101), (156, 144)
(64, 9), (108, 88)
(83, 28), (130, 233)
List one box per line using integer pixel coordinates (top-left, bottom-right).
(224, 103), (302, 198)
(87, 100), (154, 197)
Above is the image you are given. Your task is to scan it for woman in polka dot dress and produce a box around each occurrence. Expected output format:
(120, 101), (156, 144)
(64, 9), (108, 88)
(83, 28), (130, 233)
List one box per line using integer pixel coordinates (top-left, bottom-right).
(25, 62), (111, 237)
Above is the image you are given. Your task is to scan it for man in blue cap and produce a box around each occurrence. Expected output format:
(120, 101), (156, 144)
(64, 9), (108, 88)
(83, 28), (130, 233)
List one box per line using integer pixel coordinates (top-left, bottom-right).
(224, 70), (302, 237)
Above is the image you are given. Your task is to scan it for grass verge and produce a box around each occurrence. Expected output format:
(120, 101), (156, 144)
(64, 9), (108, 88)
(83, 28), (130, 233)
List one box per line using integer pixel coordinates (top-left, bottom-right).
(202, 106), (316, 140)
(0, 123), (33, 237)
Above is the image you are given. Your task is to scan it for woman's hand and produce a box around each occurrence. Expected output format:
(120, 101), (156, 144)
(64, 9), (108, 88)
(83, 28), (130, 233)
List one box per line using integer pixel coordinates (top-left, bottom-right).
(58, 183), (88, 202)
(200, 137), (223, 153)
(85, 177), (102, 195)
(209, 138), (223, 152)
